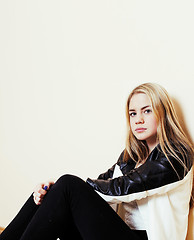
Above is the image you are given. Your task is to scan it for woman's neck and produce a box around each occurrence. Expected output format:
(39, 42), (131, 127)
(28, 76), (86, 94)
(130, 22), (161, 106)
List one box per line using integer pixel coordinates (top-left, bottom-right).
(146, 138), (159, 153)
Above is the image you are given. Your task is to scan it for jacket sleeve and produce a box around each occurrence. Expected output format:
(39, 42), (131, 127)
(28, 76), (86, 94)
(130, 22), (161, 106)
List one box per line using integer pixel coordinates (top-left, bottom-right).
(97, 151), (125, 180)
(97, 164), (116, 180)
(86, 147), (188, 197)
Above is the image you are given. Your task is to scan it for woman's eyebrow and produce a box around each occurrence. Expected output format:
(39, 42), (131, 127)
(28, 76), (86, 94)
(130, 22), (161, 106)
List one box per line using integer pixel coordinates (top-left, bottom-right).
(129, 105), (151, 112)
(141, 105), (151, 110)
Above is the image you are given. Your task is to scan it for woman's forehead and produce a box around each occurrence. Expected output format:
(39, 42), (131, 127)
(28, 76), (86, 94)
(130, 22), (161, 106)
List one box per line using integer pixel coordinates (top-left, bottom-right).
(129, 93), (151, 110)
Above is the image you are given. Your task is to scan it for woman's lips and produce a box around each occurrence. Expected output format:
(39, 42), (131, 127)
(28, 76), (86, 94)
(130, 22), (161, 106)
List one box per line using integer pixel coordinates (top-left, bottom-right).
(135, 128), (147, 133)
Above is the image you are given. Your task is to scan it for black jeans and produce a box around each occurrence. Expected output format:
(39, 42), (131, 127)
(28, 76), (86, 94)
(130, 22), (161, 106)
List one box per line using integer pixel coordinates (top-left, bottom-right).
(0, 175), (148, 240)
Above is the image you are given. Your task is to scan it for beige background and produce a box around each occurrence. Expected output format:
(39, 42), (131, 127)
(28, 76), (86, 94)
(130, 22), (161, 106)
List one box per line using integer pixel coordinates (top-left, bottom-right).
(0, 0), (194, 227)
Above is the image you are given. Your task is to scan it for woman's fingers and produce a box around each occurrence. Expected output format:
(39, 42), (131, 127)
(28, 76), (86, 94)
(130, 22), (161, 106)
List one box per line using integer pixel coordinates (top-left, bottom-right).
(33, 192), (42, 205)
(33, 181), (55, 205)
(43, 181), (55, 191)
(33, 184), (46, 205)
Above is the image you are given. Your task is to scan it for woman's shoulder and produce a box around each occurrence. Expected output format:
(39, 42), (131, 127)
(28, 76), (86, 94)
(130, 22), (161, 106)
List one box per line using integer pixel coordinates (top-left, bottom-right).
(149, 143), (193, 178)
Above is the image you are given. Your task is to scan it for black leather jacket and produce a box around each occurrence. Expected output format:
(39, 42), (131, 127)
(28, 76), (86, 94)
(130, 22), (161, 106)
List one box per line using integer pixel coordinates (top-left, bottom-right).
(86, 145), (192, 197)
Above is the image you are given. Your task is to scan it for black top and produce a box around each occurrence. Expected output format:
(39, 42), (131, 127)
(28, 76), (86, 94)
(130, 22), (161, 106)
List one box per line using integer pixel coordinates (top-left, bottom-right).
(87, 145), (192, 196)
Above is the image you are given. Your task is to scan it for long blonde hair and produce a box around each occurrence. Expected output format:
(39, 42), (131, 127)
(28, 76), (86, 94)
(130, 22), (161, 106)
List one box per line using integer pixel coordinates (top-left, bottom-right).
(124, 83), (194, 178)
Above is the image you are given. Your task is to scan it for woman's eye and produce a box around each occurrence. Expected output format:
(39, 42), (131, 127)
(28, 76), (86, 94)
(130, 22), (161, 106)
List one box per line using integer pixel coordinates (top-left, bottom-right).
(129, 112), (136, 117)
(144, 109), (152, 114)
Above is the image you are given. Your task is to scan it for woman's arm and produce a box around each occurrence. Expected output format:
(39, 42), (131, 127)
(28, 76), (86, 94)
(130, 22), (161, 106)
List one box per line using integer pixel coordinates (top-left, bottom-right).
(97, 151), (125, 180)
(87, 146), (191, 197)
(97, 164), (116, 180)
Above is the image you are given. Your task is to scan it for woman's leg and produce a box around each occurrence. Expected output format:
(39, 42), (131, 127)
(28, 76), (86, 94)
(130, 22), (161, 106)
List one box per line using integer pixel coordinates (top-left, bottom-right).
(0, 195), (39, 240)
(0, 190), (82, 240)
(1, 175), (148, 240)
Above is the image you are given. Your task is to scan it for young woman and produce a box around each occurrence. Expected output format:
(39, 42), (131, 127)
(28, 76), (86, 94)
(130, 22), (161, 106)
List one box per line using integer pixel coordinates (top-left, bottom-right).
(0, 83), (193, 240)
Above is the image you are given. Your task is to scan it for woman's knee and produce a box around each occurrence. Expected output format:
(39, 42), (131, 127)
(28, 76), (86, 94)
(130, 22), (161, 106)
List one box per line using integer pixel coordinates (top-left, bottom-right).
(55, 174), (85, 191)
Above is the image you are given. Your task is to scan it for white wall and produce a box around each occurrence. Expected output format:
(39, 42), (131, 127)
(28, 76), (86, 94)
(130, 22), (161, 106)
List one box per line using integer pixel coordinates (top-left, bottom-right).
(0, 0), (194, 227)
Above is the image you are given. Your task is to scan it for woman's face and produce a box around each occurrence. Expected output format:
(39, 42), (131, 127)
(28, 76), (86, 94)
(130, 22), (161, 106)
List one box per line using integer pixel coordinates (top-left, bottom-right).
(129, 93), (158, 151)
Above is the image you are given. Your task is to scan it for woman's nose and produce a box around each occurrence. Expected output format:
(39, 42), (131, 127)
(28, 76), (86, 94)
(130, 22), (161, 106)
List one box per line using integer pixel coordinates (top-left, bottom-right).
(135, 115), (144, 124)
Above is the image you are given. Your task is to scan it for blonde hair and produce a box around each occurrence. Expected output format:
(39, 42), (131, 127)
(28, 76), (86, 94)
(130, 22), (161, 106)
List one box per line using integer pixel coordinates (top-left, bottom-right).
(124, 83), (194, 177)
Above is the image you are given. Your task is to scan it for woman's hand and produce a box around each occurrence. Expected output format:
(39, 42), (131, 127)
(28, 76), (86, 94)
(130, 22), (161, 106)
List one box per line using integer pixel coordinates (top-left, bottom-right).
(33, 180), (55, 205)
